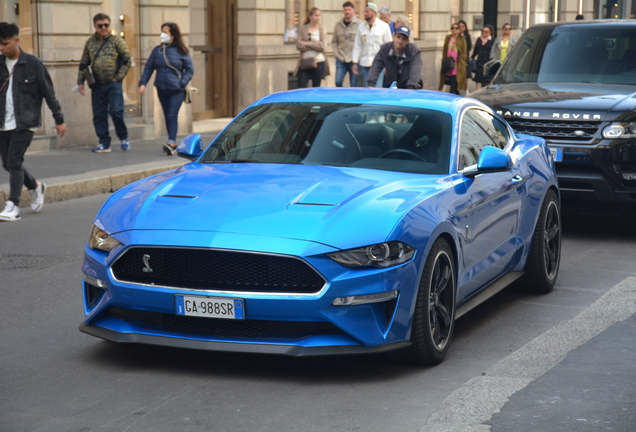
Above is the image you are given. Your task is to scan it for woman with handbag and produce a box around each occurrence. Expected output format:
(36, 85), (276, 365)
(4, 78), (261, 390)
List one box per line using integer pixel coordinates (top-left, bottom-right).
(471, 24), (494, 90)
(438, 23), (467, 95)
(139, 22), (194, 155)
(295, 7), (330, 88)
(490, 23), (517, 63)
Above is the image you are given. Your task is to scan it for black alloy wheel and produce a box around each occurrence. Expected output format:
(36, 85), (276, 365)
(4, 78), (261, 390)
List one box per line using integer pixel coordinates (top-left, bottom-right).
(522, 189), (561, 294)
(390, 238), (456, 365)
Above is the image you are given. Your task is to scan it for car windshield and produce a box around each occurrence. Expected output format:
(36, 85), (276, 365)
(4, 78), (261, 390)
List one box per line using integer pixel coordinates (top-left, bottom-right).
(200, 103), (452, 175)
(493, 24), (636, 86)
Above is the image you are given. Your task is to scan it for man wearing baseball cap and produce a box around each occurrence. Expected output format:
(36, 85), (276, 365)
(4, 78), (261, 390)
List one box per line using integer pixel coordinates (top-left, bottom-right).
(367, 25), (422, 89)
(352, 3), (392, 86)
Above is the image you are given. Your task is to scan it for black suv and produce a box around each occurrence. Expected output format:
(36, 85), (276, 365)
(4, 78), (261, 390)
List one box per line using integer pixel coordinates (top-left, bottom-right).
(472, 21), (636, 214)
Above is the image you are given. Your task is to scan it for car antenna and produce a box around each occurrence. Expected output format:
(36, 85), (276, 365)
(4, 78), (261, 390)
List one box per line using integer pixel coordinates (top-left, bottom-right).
(389, 81), (398, 89)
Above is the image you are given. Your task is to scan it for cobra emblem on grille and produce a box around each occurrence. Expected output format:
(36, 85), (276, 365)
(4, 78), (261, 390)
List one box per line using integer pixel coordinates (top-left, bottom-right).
(142, 254), (153, 273)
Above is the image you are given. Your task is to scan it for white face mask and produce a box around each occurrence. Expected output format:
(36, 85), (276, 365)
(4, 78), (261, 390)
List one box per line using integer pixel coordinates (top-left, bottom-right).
(160, 32), (171, 44)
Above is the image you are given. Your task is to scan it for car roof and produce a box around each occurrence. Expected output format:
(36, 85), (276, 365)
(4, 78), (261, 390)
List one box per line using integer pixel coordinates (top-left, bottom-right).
(254, 88), (467, 112)
(529, 19), (636, 29)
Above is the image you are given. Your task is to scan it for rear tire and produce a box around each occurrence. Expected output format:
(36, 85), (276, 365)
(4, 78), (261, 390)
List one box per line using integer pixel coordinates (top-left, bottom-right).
(522, 189), (561, 294)
(390, 238), (456, 366)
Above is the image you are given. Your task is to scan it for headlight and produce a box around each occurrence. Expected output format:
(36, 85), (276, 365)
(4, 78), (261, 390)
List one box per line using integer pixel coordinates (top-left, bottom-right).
(88, 224), (122, 251)
(327, 241), (415, 268)
(602, 122), (636, 139)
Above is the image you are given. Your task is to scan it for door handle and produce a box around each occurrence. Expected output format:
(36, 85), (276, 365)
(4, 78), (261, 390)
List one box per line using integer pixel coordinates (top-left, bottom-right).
(511, 175), (523, 182)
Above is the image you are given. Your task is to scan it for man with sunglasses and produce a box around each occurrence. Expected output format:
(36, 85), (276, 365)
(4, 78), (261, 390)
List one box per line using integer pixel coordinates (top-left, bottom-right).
(78, 13), (131, 153)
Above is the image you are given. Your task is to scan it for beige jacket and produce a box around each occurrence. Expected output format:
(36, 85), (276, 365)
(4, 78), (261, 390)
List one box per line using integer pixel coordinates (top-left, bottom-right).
(294, 24), (330, 77)
(332, 17), (362, 63)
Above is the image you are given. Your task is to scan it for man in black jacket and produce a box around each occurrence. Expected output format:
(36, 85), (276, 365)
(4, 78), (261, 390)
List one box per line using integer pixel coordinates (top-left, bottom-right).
(367, 25), (422, 89)
(0, 22), (65, 222)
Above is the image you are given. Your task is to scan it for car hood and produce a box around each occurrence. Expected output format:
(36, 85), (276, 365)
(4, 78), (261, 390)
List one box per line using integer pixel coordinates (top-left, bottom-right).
(472, 82), (636, 118)
(97, 163), (448, 250)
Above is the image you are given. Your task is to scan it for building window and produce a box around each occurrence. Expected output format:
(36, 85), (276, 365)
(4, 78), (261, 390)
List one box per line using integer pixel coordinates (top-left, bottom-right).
(285, 0), (306, 43)
(406, 0), (419, 38)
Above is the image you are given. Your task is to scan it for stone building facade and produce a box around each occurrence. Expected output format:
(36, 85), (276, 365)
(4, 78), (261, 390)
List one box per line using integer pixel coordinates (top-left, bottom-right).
(0, 0), (630, 149)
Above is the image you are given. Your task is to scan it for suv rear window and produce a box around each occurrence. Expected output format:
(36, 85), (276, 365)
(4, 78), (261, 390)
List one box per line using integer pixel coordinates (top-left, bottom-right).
(494, 24), (636, 86)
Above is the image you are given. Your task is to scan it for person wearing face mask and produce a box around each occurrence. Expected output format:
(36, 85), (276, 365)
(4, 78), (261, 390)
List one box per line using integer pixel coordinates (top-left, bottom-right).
(138, 22), (194, 155)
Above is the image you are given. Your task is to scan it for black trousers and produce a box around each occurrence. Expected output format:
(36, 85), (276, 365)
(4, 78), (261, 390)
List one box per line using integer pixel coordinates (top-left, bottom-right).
(0, 129), (36, 205)
(447, 75), (459, 95)
(297, 62), (326, 88)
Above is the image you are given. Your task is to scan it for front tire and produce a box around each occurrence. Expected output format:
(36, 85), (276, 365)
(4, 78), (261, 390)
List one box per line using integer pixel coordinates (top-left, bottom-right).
(390, 238), (456, 366)
(522, 189), (561, 294)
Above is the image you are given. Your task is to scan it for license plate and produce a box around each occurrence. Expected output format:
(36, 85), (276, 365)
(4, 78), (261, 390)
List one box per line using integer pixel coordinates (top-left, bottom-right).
(175, 295), (245, 320)
(550, 147), (563, 162)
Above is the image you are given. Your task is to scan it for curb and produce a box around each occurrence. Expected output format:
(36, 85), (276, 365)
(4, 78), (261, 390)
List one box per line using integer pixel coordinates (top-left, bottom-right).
(420, 274), (636, 432)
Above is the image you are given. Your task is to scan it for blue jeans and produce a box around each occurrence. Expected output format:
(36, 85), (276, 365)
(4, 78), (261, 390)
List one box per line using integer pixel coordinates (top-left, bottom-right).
(91, 80), (128, 147)
(157, 88), (184, 143)
(358, 66), (370, 87)
(335, 59), (358, 87)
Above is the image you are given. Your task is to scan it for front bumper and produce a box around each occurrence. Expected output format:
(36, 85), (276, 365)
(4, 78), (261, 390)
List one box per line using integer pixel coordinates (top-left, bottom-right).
(552, 139), (636, 212)
(80, 232), (423, 355)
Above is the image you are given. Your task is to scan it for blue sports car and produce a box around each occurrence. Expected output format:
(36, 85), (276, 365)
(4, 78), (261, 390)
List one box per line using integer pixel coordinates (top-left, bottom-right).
(80, 88), (561, 365)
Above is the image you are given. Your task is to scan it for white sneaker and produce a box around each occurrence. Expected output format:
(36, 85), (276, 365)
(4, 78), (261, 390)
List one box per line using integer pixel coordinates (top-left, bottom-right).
(0, 201), (21, 221)
(28, 182), (47, 213)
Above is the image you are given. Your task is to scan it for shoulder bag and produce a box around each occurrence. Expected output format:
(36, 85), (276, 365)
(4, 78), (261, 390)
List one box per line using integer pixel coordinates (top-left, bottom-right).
(162, 45), (196, 104)
(299, 30), (318, 70)
(441, 57), (455, 72)
(300, 57), (318, 70)
(82, 39), (107, 87)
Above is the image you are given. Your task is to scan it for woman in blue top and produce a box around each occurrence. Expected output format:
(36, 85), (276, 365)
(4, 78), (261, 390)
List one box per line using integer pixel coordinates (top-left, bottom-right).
(139, 22), (194, 155)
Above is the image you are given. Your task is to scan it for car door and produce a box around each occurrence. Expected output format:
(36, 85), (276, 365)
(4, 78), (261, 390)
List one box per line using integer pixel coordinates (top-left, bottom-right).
(457, 109), (524, 300)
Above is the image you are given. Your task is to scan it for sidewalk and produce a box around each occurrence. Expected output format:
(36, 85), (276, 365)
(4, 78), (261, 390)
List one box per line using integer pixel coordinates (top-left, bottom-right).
(0, 120), (231, 207)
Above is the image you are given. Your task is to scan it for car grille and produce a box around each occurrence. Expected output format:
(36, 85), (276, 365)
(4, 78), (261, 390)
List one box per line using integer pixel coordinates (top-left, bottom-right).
(111, 247), (326, 294)
(506, 118), (601, 142)
(108, 307), (346, 340)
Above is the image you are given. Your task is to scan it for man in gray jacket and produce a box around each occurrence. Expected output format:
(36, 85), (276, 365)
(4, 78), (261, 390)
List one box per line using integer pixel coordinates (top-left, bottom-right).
(0, 22), (65, 222)
(332, 1), (362, 87)
(367, 25), (422, 89)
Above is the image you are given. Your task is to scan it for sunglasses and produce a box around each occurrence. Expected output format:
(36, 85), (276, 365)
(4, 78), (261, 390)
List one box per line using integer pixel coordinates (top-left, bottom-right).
(96, 23), (110, 29)
(451, 26), (459, 30)
(503, 27), (512, 30)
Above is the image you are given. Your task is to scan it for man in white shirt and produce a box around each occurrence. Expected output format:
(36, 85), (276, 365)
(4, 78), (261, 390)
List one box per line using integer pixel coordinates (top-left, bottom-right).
(352, 3), (392, 87)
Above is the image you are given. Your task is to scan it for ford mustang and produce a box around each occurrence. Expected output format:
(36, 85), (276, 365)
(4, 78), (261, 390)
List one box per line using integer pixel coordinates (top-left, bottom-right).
(80, 88), (561, 365)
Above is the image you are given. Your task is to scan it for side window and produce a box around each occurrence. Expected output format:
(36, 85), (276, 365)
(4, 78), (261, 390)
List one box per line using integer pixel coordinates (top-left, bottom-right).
(470, 110), (510, 149)
(492, 117), (511, 148)
(459, 111), (496, 170)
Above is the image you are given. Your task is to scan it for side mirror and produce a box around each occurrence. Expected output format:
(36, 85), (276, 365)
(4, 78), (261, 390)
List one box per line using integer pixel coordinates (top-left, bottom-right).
(464, 146), (512, 178)
(483, 59), (501, 82)
(176, 133), (204, 161)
